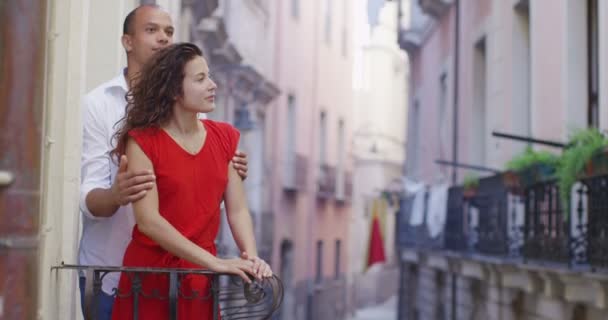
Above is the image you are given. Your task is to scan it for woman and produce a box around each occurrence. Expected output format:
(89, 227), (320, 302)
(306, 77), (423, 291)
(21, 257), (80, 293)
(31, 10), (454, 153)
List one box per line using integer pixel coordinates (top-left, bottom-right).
(110, 43), (272, 319)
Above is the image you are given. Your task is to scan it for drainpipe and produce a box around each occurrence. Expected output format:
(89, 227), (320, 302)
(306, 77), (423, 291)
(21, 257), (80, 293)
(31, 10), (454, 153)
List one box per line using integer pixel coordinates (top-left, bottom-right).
(451, 0), (460, 186)
(451, 1), (460, 320)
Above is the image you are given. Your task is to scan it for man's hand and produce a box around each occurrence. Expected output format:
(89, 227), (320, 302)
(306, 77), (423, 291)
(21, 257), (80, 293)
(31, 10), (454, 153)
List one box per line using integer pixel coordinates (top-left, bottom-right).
(110, 155), (156, 206)
(241, 252), (273, 280)
(232, 150), (248, 180)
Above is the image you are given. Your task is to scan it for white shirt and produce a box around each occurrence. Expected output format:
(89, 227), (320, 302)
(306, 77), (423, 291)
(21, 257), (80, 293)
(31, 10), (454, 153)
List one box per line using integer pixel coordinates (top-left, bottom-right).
(78, 72), (135, 294)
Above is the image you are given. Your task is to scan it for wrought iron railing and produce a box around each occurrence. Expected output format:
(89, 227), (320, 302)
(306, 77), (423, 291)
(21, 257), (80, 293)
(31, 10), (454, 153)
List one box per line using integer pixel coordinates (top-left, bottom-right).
(396, 193), (444, 250)
(465, 175), (511, 256)
(397, 172), (608, 271)
(521, 180), (571, 265)
(52, 264), (283, 320)
(574, 175), (608, 269)
(444, 186), (467, 252)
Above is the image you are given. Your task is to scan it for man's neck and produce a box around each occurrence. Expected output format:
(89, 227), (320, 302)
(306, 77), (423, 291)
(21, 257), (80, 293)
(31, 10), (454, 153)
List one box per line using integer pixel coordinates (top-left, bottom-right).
(125, 59), (143, 89)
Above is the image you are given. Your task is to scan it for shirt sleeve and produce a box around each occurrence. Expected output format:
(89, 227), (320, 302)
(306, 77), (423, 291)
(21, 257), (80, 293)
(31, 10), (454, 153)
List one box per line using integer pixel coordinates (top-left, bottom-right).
(79, 95), (113, 220)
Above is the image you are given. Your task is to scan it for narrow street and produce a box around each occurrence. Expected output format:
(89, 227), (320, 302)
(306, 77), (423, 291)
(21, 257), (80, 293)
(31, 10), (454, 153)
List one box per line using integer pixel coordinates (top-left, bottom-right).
(348, 296), (397, 320)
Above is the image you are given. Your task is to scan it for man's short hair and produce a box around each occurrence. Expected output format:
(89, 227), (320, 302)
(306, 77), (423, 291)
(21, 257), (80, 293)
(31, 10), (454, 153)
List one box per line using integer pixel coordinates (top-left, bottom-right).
(122, 4), (161, 35)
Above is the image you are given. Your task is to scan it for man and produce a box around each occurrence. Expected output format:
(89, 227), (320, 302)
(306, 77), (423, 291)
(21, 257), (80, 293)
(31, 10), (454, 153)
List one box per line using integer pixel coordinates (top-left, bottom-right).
(79, 5), (256, 319)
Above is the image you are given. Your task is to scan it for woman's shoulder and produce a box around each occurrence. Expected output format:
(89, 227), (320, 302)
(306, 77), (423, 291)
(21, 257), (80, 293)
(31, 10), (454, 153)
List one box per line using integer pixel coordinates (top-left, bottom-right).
(128, 126), (161, 136)
(202, 120), (239, 137)
(127, 126), (163, 143)
(203, 119), (236, 131)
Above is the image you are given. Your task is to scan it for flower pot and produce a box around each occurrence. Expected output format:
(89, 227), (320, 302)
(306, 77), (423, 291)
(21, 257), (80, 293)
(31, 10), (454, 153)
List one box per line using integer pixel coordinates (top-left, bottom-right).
(463, 188), (477, 199)
(584, 148), (608, 177)
(519, 163), (556, 187)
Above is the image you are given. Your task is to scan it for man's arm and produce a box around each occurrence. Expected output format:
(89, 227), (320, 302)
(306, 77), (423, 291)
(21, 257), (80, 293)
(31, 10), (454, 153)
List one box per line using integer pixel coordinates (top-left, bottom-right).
(85, 155), (155, 217)
(80, 96), (154, 218)
(232, 150), (248, 180)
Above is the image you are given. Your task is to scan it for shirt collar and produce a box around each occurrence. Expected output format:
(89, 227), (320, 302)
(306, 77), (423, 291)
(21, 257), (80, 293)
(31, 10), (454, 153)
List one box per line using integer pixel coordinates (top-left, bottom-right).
(105, 68), (129, 93)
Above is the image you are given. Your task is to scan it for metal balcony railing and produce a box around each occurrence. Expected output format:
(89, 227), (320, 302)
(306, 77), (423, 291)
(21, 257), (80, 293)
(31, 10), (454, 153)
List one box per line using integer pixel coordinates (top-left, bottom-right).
(443, 186), (467, 252)
(465, 175), (511, 257)
(573, 174), (608, 269)
(398, 171), (608, 272)
(52, 264), (283, 320)
(521, 180), (571, 265)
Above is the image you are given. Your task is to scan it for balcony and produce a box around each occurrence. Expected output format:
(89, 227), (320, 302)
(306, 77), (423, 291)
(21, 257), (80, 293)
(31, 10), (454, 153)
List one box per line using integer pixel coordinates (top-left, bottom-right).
(418, 0), (453, 19)
(317, 164), (336, 200)
(283, 154), (309, 192)
(335, 171), (353, 203)
(53, 264), (283, 320)
(397, 170), (608, 273)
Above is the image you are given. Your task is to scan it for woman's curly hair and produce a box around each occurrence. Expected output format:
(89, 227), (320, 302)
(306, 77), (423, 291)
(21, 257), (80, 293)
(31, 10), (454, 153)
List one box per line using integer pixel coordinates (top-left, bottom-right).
(110, 43), (204, 162)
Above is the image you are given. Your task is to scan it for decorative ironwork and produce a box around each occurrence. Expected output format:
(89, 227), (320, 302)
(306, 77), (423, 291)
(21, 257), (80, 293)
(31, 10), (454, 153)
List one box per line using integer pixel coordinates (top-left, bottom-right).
(466, 175), (510, 256)
(521, 180), (571, 264)
(443, 186), (467, 252)
(52, 264), (283, 320)
(396, 193), (443, 250)
(576, 175), (608, 268)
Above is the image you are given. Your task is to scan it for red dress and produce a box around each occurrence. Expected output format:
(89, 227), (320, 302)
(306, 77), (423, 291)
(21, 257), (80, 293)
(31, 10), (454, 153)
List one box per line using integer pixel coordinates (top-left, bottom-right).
(111, 120), (240, 320)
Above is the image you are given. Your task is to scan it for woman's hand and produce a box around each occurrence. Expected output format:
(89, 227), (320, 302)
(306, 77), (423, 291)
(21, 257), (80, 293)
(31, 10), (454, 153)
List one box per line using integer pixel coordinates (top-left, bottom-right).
(209, 257), (256, 283)
(241, 252), (273, 280)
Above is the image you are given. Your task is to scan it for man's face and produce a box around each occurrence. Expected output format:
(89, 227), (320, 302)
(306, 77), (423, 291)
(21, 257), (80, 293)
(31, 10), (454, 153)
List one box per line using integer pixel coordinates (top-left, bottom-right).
(123, 7), (174, 66)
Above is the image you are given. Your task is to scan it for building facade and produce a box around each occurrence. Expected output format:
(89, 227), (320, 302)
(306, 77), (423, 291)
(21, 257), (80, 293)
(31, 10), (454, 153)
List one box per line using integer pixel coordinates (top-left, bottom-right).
(397, 0), (608, 319)
(267, 1), (355, 319)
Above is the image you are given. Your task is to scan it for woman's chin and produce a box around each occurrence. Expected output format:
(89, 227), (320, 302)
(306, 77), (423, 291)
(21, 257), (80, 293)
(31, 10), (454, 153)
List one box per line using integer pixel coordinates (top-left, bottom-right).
(198, 105), (215, 114)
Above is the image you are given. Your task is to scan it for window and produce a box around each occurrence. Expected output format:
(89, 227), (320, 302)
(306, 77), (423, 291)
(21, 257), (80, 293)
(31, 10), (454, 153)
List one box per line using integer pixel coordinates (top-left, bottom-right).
(291, 0), (299, 19)
(316, 240), (323, 283)
(438, 72), (448, 178)
(284, 95), (297, 188)
(334, 239), (341, 279)
(341, 1), (348, 56)
(588, 0), (599, 128)
(324, 0), (332, 44)
(341, 28), (348, 57)
(407, 100), (420, 178)
(472, 38), (487, 166)
(513, 2), (531, 146)
(336, 119), (345, 199)
(319, 111), (327, 166)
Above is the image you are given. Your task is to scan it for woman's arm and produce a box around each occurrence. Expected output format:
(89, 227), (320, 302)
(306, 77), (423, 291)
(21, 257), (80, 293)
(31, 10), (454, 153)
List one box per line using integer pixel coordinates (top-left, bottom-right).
(224, 163), (273, 279)
(223, 163), (258, 256)
(126, 138), (253, 281)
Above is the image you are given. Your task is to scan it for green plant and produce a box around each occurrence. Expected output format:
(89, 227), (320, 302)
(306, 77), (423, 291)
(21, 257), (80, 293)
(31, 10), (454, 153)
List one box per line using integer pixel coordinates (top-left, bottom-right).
(463, 173), (479, 190)
(556, 128), (608, 211)
(505, 147), (560, 172)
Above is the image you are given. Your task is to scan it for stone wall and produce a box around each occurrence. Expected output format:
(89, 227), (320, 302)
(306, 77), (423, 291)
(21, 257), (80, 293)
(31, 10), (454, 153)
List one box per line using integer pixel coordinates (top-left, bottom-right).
(398, 250), (608, 320)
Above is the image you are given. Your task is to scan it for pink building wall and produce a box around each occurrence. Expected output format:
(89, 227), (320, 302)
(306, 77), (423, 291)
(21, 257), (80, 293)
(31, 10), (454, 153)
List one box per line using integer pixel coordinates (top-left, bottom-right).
(267, 1), (354, 317)
(407, 0), (589, 185)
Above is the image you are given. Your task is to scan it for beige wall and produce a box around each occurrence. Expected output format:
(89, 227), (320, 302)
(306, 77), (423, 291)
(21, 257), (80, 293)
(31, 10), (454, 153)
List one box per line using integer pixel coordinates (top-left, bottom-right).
(39, 1), (89, 318)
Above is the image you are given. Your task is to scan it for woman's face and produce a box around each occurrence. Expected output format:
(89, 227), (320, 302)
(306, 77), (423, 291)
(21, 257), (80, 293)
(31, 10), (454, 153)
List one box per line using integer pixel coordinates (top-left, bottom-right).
(179, 56), (217, 114)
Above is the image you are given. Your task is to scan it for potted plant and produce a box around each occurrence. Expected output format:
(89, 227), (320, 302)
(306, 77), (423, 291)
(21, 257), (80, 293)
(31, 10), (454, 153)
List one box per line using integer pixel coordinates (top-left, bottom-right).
(502, 170), (521, 192)
(505, 147), (560, 187)
(556, 128), (608, 210)
(462, 173), (479, 199)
